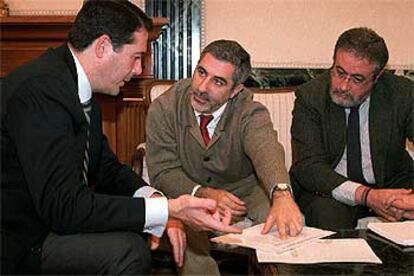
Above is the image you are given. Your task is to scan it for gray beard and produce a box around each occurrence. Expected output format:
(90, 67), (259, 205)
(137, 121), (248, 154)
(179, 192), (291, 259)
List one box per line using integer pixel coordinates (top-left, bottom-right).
(329, 89), (367, 108)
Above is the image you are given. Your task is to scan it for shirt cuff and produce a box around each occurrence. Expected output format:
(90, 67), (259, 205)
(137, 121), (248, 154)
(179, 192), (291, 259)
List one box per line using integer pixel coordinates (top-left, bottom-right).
(191, 185), (202, 196)
(133, 185), (164, 198)
(332, 181), (363, 206)
(143, 197), (168, 237)
(133, 186), (167, 237)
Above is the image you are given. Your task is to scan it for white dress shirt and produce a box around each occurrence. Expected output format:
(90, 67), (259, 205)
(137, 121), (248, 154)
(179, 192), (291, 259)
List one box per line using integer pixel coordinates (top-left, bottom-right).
(332, 97), (376, 206)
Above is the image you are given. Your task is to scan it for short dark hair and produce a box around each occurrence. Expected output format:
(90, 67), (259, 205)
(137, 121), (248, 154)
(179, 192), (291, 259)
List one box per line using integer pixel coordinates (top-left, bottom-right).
(333, 27), (389, 75)
(200, 40), (252, 85)
(69, 0), (152, 51)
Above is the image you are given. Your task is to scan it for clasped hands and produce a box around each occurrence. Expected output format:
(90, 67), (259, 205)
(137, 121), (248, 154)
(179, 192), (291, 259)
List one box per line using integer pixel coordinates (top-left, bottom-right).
(362, 188), (414, 221)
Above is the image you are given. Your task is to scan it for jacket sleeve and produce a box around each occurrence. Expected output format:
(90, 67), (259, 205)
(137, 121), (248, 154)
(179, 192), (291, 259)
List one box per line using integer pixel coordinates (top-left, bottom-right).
(242, 101), (289, 196)
(146, 89), (200, 198)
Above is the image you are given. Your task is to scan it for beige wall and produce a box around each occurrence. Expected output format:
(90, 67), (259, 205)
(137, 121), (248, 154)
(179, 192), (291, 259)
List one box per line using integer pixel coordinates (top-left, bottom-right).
(202, 0), (414, 69)
(6, 0), (144, 15)
(5, 0), (413, 69)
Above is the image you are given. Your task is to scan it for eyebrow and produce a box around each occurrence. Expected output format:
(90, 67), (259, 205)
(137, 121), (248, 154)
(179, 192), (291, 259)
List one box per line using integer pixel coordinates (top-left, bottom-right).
(197, 65), (228, 85)
(214, 76), (227, 85)
(335, 65), (366, 79)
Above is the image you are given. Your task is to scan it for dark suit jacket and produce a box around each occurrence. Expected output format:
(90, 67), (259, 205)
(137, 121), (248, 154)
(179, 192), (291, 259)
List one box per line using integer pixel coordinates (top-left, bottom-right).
(290, 72), (414, 204)
(1, 45), (147, 274)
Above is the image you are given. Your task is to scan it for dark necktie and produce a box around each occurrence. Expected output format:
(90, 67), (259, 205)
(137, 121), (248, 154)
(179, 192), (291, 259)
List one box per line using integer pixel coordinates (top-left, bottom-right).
(81, 100), (92, 186)
(346, 106), (366, 183)
(199, 114), (214, 146)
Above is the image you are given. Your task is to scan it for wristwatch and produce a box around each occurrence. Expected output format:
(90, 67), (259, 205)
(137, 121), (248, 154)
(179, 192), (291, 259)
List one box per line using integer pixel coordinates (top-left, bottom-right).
(272, 183), (293, 197)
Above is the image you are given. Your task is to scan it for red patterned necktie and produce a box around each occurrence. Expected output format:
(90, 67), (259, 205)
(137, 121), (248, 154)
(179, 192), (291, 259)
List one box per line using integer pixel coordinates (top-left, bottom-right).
(199, 114), (214, 145)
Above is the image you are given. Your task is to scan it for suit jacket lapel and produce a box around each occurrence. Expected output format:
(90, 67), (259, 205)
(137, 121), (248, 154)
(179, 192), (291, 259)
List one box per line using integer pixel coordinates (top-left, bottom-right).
(54, 44), (90, 169)
(182, 95), (205, 147)
(208, 105), (228, 149)
(184, 94), (227, 150)
(328, 100), (347, 166)
(369, 84), (391, 185)
(189, 123), (205, 148)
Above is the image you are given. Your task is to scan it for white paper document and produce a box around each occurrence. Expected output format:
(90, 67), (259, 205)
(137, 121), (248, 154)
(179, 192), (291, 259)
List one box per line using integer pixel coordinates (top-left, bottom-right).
(256, 239), (382, 264)
(211, 223), (334, 254)
(368, 221), (414, 246)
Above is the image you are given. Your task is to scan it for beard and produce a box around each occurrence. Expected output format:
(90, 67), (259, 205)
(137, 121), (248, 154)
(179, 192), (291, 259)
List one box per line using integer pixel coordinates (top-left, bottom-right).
(330, 88), (367, 108)
(189, 89), (216, 113)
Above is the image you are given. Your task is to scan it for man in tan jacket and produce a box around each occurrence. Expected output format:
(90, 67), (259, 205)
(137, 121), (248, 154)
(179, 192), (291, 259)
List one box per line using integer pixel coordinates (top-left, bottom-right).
(147, 40), (303, 274)
(146, 40), (303, 275)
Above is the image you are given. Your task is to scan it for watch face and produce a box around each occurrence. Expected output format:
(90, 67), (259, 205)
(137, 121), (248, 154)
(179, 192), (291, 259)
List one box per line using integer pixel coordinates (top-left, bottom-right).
(277, 183), (289, 190)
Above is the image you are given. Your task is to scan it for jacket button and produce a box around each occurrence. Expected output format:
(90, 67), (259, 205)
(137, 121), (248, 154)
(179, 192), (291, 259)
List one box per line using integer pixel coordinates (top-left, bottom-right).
(206, 177), (212, 183)
(203, 156), (210, 162)
(30, 247), (42, 255)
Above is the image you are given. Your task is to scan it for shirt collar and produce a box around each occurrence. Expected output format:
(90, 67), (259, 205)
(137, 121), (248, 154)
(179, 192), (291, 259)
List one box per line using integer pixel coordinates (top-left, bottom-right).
(69, 47), (92, 104)
(345, 96), (371, 113)
(194, 102), (228, 124)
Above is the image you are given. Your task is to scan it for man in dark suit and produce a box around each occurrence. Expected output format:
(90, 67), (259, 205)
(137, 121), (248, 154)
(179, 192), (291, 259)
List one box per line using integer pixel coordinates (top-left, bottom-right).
(1, 1), (240, 274)
(290, 27), (414, 230)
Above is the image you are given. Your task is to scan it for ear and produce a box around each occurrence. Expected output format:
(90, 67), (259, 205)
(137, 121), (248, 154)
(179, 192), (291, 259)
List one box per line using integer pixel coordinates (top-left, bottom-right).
(94, 34), (112, 59)
(230, 84), (244, 98)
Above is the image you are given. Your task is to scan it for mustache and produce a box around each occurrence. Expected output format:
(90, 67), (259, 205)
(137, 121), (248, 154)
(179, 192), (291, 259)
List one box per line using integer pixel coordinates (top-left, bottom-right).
(190, 89), (210, 101)
(332, 89), (352, 97)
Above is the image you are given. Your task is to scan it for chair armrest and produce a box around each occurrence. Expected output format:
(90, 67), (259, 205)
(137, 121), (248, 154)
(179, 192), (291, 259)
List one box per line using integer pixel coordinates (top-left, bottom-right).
(131, 143), (146, 177)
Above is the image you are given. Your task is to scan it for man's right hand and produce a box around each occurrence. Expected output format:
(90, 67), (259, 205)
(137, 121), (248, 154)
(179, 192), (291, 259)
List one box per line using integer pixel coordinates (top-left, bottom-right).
(385, 191), (414, 220)
(195, 187), (247, 219)
(367, 188), (412, 221)
(168, 195), (242, 233)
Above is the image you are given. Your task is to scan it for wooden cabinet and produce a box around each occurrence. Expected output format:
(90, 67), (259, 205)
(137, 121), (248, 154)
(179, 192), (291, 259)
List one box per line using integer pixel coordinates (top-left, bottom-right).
(0, 16), (168, 164)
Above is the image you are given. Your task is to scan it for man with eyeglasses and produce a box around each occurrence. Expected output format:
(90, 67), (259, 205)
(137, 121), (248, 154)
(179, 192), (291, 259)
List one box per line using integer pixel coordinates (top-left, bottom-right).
(290, 27), (413, 230)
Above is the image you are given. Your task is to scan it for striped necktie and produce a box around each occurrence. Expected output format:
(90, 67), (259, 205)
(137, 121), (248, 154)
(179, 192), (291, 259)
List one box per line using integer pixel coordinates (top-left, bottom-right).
(81, 100), (92, 186)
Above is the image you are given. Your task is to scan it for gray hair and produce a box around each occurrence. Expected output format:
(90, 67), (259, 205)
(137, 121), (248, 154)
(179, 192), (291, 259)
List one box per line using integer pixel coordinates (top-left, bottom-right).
(200, 40), (252, 85)
(333, 27), (388, 76)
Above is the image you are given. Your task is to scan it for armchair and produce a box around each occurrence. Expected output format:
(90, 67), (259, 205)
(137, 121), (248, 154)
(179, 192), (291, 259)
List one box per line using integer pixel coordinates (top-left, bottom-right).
(131, 80), (175, 184)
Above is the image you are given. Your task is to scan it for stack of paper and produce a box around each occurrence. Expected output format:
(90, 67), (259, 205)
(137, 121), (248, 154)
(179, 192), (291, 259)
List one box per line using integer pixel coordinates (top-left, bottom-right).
(256, 239), (382, 263)
(368, 221), (414, 246)
(211, 223), (382, 264)
(211, 223), (334, 254)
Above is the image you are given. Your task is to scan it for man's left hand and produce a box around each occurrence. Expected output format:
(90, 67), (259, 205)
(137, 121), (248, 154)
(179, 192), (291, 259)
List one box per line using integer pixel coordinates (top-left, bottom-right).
(261, 191), (304, 239)
(150, 218), (186, 267)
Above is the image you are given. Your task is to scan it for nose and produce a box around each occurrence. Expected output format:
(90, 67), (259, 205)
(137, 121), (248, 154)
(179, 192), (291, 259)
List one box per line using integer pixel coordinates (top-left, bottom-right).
(339, 76), (352, 91)
(198, 77), (209, 92)
(132, 60), (143, 77)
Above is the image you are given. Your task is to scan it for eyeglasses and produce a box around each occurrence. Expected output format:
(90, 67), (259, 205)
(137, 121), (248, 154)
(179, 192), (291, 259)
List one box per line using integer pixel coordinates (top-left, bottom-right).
(331, 66), (374, 87)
